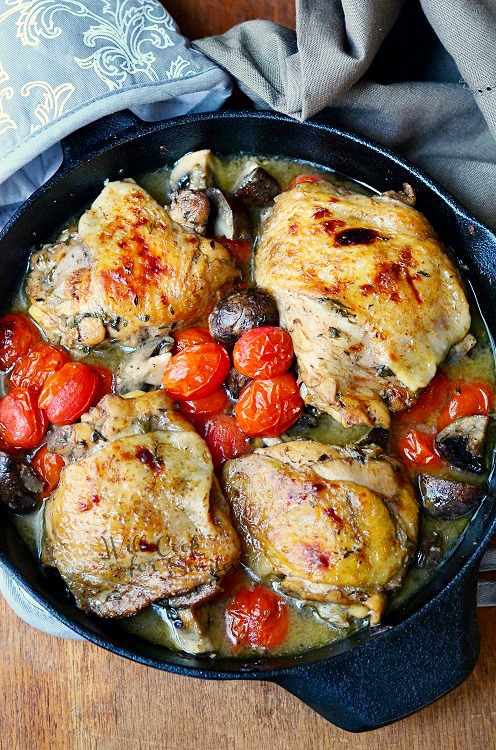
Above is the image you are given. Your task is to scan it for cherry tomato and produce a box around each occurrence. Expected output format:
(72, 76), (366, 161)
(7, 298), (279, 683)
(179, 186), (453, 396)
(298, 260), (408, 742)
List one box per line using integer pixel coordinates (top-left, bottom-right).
(9, 343), (69, 392)
(90, 365), (114, 404)
(31, 445), (65, 498)
(226, 586), (289, 649)
(173, 327), (214, 354)
(203, 414), (250, 469)
(179, 388), (228, 420)
(38, 363), (99, 425)
(0, 313), (40, 371)
(211, 566), (243, 603)
(162, 343), (231, 401)
(397, 372), (449, 424)
(437, 381), (494, 430)
(235, 373), (303, 438)
(215, 236), (252, 264)
(0, 434), (24, 456)
(233, 326), (294, 379)
(398, 429), (442, 468)
(287, 174), (321, 190)
(0, 388), (47, 449)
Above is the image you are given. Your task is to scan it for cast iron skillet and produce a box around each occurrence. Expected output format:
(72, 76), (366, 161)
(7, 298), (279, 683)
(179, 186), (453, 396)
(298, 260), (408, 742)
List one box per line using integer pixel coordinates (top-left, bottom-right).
(0, 110), (495, 733)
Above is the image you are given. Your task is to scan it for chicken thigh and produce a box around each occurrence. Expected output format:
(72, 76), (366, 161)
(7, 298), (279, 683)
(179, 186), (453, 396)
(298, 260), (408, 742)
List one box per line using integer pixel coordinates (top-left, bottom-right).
(43, 390), (240, 617)
(27, 181), (240, 349)
(255, 180), (470, 427)
(222, 440), (418, 624)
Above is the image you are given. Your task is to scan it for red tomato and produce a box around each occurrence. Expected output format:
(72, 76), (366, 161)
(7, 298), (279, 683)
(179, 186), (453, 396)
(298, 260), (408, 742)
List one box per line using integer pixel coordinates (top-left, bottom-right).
(233, 326), (294, 379)
(179, 388), (228, 420)
(398, 372), (449, 424)
(0, 313), (40, 371)
(287, 174), (321, 190)
(31, 445), (65, 498)
(215, 236), (252, 264)
(162, 343), (231, 401)
(9, 343), (69, 392)
(38, 363), (99, 425)
(398, 430), (442, 468)
(226, 586), (289, 649)
(235, 373), (303, 438)
(0, 434), (24, 456)
(211, 567), (243, 603)
(173, 327), (214, 354)
(437, 381), (494, 430)
(203, 414), (250, 469)
(0, 388), (47, 449)
(90, 365), (114, 404)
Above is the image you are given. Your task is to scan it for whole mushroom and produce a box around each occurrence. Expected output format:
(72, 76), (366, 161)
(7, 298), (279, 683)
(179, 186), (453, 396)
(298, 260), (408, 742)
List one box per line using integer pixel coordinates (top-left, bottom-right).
(209, 289), (279, 348)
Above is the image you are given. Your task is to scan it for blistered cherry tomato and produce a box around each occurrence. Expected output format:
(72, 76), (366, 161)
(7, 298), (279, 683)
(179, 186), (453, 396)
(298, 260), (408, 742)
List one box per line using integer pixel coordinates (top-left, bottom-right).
(31, 445), (65, 498)
(179, 388), (228, 421)
(9, 343), (69, 392)
(215, 236), (252, 264)
(0, 388), (47, 449)
(233, 326), (294, 379)
(38, 363), (99, 425)
(162, 343), (230, 401)
(437, 381), (494, 430)
(398, 430), (442, 468)
(287, 174), (321, 190)
(173, 327), (214, 354)
(0, 313), (40, 371)
(203, 414), (250, 469)
(398, 372), (449, 424)
(235, 373), (303, 438)
(90, 365), (114, 404)
(226, 586), (289, 649)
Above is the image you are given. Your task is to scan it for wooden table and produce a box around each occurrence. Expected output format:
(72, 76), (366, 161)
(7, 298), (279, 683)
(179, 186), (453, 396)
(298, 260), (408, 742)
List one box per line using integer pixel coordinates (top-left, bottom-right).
(3, 2), (495, 748)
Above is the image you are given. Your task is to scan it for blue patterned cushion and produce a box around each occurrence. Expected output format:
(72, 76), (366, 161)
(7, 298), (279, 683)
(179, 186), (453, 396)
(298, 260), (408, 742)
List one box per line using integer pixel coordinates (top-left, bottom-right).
(0, 0), (231, 185)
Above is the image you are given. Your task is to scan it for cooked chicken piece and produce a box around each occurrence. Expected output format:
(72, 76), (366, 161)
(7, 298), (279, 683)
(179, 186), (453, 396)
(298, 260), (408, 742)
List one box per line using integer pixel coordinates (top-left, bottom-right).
(222, 440), (418, 625)
(255, 180), (471, 428)
(43, 390), (240, 617)
(27, 181), (240, 349)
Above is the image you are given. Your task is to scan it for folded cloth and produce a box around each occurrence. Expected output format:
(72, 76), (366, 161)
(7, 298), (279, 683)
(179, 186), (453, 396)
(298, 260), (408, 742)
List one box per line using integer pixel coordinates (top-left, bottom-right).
(195, 0), (496, 230)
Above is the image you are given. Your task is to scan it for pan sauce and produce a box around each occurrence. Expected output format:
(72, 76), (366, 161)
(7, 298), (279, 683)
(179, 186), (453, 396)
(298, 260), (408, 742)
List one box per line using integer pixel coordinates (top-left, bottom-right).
(7, 154), (495, 659)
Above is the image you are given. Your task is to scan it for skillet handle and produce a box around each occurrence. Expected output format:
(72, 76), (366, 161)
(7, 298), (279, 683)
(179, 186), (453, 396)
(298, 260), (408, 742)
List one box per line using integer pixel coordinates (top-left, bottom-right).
(60, 110), (143, 170)
(272, 565), (480, 732)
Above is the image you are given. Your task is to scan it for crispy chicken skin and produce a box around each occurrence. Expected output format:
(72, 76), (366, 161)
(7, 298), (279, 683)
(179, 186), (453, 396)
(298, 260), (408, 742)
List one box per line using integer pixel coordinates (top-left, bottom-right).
(27, 181), (240, 349)
(43, 391), (240, 618)
(255, 180), (471, 427)
(222, 440), (418, 624)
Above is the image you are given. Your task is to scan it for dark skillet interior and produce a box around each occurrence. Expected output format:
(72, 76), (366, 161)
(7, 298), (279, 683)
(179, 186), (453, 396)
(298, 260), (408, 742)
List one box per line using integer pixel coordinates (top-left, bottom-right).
(0, 110), (495, 680)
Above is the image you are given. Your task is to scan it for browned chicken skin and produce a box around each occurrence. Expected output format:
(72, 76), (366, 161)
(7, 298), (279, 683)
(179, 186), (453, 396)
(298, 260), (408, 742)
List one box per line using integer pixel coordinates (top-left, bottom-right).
(27, 181), (240, 349)
(43, 391), (240, 618)
(223, 440), (419, 625)
(255, 180), (471, 427)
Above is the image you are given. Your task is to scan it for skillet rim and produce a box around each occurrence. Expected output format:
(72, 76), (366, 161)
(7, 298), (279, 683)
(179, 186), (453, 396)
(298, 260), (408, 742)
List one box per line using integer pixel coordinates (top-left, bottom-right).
(0, 108), (495, 679)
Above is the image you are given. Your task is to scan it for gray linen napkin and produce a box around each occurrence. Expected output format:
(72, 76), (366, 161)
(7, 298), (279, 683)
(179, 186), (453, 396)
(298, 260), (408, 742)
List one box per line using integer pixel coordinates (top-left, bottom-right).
(195, 0), (496, 230)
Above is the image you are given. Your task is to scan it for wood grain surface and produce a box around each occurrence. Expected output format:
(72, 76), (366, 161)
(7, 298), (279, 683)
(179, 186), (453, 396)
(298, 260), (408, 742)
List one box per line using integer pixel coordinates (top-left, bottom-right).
(163, 0), (295, 40)
(2, 594), (496, 749)
(1, 2), (494, 749)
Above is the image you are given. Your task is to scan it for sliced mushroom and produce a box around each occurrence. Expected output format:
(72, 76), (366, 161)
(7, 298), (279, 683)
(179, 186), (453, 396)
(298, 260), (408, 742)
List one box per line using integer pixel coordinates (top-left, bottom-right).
(205, 188), (251, 241)
(0, 453), (42, 514)
(382, 182), (416, 206)
(209, 289), (279, 347)
(418, 474), (485, 520)
(435, 415), (489, 474)
(233, 164), (281, 206)
(155, 605), (214, 654)
(168, 189), (210, 235)
(116, 335), (174, 394)
(445, 333), (477, 364)
(169, 149), (215, 192)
